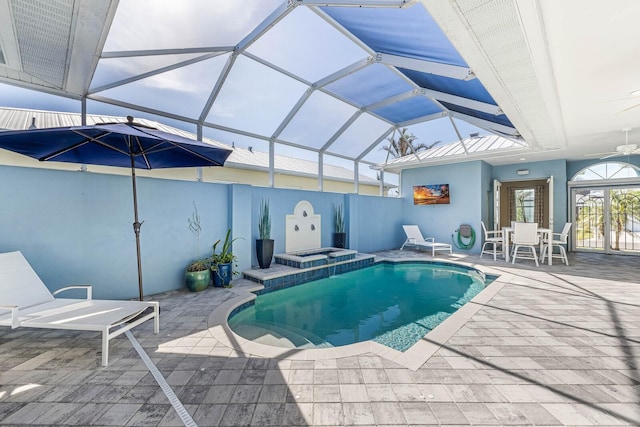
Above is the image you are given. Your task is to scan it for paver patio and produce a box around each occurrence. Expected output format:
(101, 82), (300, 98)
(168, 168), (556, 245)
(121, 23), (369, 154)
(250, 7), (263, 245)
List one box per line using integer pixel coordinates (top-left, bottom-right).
(0, 251), (638, 426)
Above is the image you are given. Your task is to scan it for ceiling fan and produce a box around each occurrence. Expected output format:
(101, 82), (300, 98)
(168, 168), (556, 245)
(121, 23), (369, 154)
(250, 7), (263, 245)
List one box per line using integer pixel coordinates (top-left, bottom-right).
(586, 128), (640, 159)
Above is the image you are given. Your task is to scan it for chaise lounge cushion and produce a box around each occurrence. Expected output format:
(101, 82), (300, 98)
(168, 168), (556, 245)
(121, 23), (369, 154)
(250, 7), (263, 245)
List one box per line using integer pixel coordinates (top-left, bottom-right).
(0, 251), (159, 366)
(0, 298), (153, 330)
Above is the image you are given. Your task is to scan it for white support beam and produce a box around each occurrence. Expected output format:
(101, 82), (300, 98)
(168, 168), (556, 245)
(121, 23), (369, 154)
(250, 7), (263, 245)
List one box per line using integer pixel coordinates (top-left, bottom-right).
(448, 111), (519, 138)
(378, 169), (384, 197)
(271, 86), (315, 139)
(203, 121), (271, 142)
(448, 114), (468, 155)
(320, 110), (363, 152)
(318, 152), (324, 191)
(197, 123), (204, 182)
(246, 50), (395, 127)
(311, 7), (377, 55)
(89, 52), (224, 94)
(87, 94), (198, 124)
(81, 97), (87, 125)
(314, 57), (373, 88)
(418, 88), (501, 115)
(397, 111), (447, 127)
(356, 126), (395, 161)
(202, 120), (364, 163)
(269, 139), (275, 187)
(243, 51), (311, 86)
(101, 47), (233, 58)
(199, 51), (239, 123)
(365, 90), (417, 111)
(354, 161), (359, 194)
(379, 60), (493, 118)
(298, 0), (412, 7)
(375, 52), (474, 80)
(236, 1), (297, 53)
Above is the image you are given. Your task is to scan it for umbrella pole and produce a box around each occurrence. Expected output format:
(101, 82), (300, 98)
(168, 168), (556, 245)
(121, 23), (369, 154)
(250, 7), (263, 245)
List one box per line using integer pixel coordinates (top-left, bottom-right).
(130, 149), (144, 301)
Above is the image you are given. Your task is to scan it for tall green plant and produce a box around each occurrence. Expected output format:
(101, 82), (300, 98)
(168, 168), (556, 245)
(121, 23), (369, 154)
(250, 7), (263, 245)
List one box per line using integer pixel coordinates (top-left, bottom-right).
(258, 199), (271, 240)
(212, 229), (241, 264)
(334, 204), (345, 233)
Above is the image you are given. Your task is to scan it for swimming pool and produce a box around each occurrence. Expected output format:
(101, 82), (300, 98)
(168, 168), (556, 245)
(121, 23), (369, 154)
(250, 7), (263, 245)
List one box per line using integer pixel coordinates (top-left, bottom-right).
(228, 262), (487, 352)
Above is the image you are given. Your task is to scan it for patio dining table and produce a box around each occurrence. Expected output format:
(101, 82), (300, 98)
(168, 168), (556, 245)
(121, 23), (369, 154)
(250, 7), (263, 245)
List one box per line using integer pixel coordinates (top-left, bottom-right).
(502, 225), (553, 265)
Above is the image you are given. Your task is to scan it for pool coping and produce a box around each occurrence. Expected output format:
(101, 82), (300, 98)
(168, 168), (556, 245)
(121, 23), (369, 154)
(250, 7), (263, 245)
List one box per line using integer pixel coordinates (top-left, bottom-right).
(207, 257), (511, 371)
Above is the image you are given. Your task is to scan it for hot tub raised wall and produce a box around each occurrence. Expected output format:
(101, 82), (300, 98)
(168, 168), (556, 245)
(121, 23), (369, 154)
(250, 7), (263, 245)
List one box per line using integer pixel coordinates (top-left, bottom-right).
(274, 248), (356, 269)
(243, 252), (375, 293)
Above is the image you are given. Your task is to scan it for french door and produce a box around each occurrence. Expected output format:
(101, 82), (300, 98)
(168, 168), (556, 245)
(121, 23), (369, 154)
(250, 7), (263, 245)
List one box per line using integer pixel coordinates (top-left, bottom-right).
(572, 186), (640, 254)
(493, 176), (554, 229)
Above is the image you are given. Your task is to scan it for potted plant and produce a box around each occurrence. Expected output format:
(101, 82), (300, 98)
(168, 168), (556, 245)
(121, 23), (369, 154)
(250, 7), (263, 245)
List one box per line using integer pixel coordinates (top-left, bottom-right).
(185, 202), (210, 292)
(256, 199), (274, 269)
(333, 203), (346, 248)
(211, 228), (241, 288)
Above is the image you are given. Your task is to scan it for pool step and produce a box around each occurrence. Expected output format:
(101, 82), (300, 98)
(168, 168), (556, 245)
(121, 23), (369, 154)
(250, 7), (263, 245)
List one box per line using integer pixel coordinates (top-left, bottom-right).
(232, 320), (332, 349)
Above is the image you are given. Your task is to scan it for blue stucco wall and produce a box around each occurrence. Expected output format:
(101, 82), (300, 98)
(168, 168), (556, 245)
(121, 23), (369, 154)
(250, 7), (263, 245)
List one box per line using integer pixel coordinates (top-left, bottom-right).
(246, 189), (403, 264)
(0, 165), (229, 300)
(401, 161), (484, 252)
(5, 155), (617, 300)
(0, 164), (406, 299)
(347, 193), (405, 252)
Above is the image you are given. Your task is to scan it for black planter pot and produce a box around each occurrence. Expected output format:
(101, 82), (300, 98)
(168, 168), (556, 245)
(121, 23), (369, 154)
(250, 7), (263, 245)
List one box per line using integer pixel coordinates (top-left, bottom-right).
(333, 232), (346, 249)
(256, 239), (274, 269)
(212, 262), (232, 287)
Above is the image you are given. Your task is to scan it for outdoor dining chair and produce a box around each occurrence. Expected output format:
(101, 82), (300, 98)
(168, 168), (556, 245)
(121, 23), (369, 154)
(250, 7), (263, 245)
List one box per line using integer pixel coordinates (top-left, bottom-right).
(540, 222), (572, 265)
(480, 221), (503, 260)
(511, 222), (540, 266)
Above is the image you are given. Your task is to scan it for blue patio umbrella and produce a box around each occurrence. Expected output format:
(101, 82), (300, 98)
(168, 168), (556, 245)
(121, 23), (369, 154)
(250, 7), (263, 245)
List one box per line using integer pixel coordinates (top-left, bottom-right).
(0, 116), (233, 300)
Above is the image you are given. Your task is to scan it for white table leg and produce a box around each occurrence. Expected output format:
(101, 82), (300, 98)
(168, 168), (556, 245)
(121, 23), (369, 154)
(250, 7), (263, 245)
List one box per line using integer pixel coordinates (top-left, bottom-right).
(503, 227), (510, 262)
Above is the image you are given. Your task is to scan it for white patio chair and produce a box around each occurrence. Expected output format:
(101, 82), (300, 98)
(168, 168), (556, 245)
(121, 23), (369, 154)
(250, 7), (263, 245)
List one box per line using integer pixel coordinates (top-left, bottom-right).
(480, 221), (503, 260)
(0, 251), (159, 366)
(400, 225), (452, 256)
(541, 222), (572, 265)
(511, 222), (539, 267)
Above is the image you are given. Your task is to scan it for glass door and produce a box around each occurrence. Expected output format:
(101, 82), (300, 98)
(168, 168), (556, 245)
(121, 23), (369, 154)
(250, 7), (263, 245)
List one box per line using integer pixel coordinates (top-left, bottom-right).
(573, 186), (640, 254)
(609, 187), (640, 253)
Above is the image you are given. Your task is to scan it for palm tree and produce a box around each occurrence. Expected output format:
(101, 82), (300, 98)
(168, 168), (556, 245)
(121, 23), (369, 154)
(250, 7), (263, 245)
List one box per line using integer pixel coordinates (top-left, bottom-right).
(381, 127), (439, 158)
(607, 190), (640, 250)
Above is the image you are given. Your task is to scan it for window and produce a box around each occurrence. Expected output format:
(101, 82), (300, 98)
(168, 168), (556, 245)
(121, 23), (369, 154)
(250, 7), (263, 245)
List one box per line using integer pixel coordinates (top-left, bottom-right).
(514, 188), (535, 222)
(572, 162), (640, 181)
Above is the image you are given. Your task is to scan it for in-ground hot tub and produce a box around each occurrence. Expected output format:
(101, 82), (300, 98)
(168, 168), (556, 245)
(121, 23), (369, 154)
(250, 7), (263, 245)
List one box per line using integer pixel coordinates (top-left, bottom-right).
(275, 247), (356, 269)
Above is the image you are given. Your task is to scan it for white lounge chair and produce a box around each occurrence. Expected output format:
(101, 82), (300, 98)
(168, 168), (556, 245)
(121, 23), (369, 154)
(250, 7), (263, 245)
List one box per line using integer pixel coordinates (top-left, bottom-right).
(400, 225), (452, 256)
(0, 251), (159, 366)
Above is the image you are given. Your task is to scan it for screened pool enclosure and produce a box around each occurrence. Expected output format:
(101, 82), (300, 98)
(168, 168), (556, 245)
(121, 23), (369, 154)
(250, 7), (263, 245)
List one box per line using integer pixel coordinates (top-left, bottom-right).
(0, 0), (526, 190)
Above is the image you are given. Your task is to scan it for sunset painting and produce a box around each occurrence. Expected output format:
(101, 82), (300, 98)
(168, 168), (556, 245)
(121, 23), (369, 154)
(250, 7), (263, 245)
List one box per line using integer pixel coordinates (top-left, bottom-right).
(413, 184), (450, 205)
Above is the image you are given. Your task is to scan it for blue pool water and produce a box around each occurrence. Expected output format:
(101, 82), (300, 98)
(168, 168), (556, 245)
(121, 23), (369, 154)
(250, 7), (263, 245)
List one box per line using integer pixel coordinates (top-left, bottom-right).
(228, 262), (487, 352)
